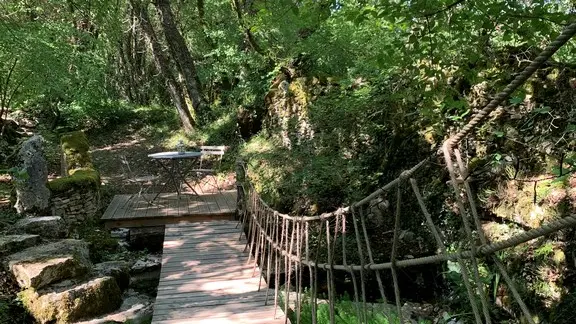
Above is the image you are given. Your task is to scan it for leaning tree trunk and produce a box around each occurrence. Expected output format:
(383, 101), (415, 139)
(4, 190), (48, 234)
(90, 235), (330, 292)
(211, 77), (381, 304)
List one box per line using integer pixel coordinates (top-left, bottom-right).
(197, 0), (216, 49)
(132, 0), (195, 131)
(153, 0), (203, 117)
(231, 0), (264, 55)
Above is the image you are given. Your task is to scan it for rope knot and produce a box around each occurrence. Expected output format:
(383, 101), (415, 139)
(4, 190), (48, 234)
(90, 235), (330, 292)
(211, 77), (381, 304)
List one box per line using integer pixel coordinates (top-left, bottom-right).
(399, 170), (410, 181)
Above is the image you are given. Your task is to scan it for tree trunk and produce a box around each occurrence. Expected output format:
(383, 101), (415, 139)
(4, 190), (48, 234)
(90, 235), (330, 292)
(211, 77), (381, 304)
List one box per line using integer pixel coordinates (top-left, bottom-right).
(131, 0), (195, 131)
(153, 0), (203, 117)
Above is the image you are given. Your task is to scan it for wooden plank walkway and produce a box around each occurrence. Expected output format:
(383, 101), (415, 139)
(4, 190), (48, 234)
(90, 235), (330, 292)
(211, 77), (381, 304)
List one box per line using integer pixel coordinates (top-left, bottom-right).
(102, 191), (237, 228)
(152, 221), (288, 324)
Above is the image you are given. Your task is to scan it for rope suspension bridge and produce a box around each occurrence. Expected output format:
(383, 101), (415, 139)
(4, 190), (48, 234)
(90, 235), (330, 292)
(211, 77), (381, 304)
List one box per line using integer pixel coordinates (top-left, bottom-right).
(141, 22), (576, 323)
(232, 22), (576, 324)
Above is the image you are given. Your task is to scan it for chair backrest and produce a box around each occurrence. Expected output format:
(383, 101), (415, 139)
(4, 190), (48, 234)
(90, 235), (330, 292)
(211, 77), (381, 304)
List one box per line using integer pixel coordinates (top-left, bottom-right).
(119, 155), (134, 179)
(199, 146), (226, 155)
(198, 146), (226, 169)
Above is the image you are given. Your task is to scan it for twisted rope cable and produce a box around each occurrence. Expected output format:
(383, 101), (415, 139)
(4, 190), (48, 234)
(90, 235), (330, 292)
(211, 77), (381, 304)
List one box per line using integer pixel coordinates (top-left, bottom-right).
(443, 145), (492, 323)
(250, 203), (576, 271)
(446, 22), (576, 148)
(410, 178), (483, 324)
(350, 206), (368, 314)
(325, 219), (336, 323)
(390, 185), (404, 322)
(341, 215), (364, 323)
(237, 157), (429, 222)
(359, 207), (387, 303)
(454, 149), (535, 324)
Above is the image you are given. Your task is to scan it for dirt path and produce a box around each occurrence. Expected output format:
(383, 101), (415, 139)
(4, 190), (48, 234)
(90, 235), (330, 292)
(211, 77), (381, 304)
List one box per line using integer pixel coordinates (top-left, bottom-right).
(89, 132), (235, 201)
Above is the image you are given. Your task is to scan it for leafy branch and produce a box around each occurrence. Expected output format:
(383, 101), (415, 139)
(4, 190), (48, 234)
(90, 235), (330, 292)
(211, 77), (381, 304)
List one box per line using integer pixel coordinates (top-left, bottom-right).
(420, 0), (467, 18)
(0, 58), (29, 127)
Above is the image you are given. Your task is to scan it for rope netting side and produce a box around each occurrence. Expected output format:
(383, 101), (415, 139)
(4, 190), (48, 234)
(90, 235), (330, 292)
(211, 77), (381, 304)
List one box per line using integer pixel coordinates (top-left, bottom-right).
(234, 21), (576, 324)
(238, 162), (576, 323)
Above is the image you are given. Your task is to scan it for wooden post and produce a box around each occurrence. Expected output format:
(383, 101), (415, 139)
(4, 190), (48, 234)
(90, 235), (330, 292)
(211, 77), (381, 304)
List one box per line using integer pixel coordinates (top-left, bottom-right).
(235, 159), (245, 221)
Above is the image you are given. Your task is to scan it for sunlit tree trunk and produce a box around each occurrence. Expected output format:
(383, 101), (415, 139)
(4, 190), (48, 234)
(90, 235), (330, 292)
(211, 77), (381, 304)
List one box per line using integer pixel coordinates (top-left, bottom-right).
(153, 0), (203, 117)
(131, 0), (195, 132)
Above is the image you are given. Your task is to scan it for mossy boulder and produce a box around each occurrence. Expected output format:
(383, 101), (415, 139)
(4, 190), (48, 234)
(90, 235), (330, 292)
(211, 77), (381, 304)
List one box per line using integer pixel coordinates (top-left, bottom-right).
(19, 276), (122, 323)
(47, 168), (100, 194)
(60, 131), (93, 173)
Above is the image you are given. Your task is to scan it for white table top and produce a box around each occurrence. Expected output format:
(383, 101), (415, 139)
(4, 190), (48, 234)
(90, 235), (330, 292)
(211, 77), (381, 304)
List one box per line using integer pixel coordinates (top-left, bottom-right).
(148, 151), (203, 159)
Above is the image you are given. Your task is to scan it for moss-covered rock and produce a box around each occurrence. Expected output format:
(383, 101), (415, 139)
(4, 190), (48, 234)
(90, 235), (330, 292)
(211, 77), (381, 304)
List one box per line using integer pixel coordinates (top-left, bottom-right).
(61, 131), (93, 173)
(48, 168), (100, 194)
(19, 276), (122, 323)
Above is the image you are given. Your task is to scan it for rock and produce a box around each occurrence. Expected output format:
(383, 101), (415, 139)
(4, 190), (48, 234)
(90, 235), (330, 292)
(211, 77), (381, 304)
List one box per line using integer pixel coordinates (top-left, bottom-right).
(6, 239), (91, 289)
(74, 289), (153, 324)
(129, 254), (161, 296)
(9, 216), (68, 239)
(94, 261), (130, 291)
(130, 254), (161, 274)
(14, 135), (51, 215)
(0, 234), (40, 257)
(129, 270), (160, 297)
(20, 276), (122, 324)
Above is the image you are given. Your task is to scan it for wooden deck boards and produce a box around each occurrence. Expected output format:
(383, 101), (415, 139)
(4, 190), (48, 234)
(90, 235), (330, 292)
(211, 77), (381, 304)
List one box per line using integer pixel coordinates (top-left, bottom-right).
(151, 221), (288, 324)
(102, 191), (237, 228)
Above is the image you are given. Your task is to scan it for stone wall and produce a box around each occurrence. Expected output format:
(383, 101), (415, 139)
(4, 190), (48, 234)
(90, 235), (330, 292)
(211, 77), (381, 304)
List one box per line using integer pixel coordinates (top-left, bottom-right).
(48, 130), (101, 225)
(50, 186), (100, 225)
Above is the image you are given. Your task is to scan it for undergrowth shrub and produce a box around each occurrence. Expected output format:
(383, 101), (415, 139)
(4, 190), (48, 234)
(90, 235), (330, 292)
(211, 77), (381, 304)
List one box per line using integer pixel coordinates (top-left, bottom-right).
(0, 298), (33, 324)
(287, 290), (432, 324)
(76, 220), (119, 263)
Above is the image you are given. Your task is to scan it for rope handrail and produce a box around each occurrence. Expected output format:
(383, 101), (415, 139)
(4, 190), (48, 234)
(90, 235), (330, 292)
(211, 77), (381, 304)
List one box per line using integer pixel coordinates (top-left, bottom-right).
(238, 156), (430, 222)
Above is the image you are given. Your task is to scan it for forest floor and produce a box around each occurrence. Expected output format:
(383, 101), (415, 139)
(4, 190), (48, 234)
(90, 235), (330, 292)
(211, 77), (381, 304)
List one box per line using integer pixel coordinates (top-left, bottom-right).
(87, 129), (236, 202)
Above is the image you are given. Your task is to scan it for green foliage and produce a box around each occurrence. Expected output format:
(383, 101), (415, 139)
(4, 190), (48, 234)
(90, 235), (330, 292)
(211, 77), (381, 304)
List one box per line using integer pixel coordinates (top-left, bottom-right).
(289, 290), (432, 324)
(76, 220), (119, 263)
(0, 167), (29, 183)
(0, 207), (21, 231)
(59, 101), (139, 133)
(0, 298), (33, 324)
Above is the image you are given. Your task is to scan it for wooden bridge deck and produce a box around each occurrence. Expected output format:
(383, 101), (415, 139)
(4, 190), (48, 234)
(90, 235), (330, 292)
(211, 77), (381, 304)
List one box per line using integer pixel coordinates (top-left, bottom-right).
(151, 221), (288, 324)
(101, 191), (237, 228)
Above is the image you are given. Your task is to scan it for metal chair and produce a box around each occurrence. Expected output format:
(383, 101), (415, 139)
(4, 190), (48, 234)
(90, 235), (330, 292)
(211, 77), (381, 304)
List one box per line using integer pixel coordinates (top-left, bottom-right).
(119, 155), (160, 204)
(191, 146), (226, 193)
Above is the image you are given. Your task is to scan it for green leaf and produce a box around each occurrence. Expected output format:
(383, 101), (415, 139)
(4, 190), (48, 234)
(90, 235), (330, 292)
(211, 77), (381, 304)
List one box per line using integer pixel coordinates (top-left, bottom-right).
(494, 130), (505, 138)
(509, 94), (525, 105)
(534, 106), (551, 114)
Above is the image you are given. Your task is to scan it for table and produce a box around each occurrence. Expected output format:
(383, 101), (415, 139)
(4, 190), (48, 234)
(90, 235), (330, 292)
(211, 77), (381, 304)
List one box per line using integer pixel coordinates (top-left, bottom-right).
(148, 151), (203, 199)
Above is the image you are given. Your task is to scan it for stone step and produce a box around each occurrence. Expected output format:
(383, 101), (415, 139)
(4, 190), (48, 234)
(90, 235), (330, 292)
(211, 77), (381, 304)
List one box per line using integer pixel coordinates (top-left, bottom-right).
(20, 276), (123, 324)
(0, 234), (41, 257)
(5, 239), (91, 289)
(9, 216), (68, 239)
(73, 289), (153, 324)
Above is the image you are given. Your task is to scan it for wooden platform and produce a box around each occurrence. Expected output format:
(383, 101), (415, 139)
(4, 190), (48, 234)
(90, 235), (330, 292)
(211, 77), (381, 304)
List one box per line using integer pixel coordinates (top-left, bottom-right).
(151, 221), (288, 324)
(102, 191), (237, 228)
